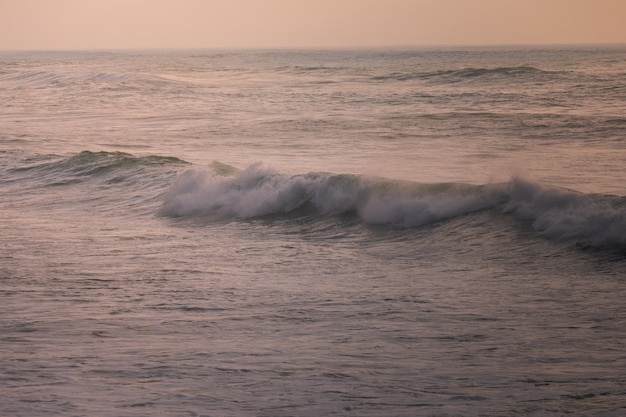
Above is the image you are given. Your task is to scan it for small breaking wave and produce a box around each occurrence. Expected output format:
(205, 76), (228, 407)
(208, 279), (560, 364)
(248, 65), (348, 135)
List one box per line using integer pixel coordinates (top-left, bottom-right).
(161, 164), (626, 248)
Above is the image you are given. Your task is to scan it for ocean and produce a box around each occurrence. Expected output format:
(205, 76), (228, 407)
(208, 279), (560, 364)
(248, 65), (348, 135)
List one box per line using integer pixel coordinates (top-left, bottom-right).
(1, 46), (625, 416)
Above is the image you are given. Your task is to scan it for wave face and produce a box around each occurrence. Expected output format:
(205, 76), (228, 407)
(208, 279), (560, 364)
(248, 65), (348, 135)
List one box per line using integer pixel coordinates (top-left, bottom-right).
(11, 151), (187, 180)
(4, 151), (188, 216)
(161, 165), (626, 248)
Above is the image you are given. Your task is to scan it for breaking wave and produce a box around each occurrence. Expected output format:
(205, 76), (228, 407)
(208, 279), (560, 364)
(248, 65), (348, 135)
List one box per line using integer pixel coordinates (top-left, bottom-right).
(505, 178), (626, 247)
(160, 163), (502, 226)
(11, 152), (624, 248)
(161, 164), (626, 248)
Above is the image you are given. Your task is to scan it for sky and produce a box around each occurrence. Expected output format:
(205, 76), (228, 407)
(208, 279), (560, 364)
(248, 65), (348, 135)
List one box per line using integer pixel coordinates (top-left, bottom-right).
(1, 0), (625, 50)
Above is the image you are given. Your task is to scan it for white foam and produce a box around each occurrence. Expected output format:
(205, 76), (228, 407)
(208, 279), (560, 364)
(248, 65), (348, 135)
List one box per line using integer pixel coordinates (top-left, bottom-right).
(161, 167), (626, 247)
(160, 164), (502, 226)
(359, 192), (495, 227)
(160, 165), (355, 218)
(506, 178), (626, 246)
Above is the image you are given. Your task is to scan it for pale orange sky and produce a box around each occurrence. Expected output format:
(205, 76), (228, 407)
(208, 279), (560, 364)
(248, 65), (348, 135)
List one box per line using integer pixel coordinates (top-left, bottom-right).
(1, 0), (625, 50)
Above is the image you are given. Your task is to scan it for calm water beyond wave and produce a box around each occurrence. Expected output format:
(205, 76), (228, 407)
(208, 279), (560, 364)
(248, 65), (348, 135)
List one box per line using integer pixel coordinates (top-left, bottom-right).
(1, 46), (626, 416)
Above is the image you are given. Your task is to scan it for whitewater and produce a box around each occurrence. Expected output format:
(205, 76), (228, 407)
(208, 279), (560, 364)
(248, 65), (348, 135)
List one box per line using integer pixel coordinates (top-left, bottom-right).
(1, 46), (626, 416)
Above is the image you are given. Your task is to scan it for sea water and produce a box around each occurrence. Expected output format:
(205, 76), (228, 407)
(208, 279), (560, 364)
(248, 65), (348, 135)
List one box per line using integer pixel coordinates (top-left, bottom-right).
(1, 46), (625, 416)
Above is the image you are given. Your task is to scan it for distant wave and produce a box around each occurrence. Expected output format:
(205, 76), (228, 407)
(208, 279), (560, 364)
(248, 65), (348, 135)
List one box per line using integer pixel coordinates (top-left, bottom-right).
(160, 164), (626, 248)
(447, 66), (548, 77)
(372, 66), (564, 82)
(276, 65), (351, 73)
(0, 65), (565, 88)
(0, 70), (137, 87)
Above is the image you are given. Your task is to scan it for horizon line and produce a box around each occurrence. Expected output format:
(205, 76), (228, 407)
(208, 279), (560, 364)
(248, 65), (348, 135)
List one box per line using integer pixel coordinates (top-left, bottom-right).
(2, 41), (626, 53)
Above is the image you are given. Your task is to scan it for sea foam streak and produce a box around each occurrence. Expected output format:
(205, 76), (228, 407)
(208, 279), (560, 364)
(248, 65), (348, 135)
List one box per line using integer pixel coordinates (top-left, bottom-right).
(161, 164), (626, 247)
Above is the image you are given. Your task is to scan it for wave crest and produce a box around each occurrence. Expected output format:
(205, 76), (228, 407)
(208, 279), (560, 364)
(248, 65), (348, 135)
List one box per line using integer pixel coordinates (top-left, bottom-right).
(506, 178), (626, 247)
(160, 164), (503, 227)
(11, 151), (188, 187)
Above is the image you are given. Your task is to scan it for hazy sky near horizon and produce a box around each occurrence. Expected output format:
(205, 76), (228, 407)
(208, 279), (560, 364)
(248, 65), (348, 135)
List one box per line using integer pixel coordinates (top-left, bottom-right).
(1, 0), (625, 50)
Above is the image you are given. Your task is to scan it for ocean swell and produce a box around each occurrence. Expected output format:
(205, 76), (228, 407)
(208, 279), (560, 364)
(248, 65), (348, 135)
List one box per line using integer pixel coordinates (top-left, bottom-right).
(0, 70), (136, 87)
(16, 150), (186, 173)
(372, 66), (564, 83)
(10, 151), (188, 188)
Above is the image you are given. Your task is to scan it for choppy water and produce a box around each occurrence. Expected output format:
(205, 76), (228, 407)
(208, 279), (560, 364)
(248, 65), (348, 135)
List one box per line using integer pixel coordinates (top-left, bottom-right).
(1, 46), (626, 416)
